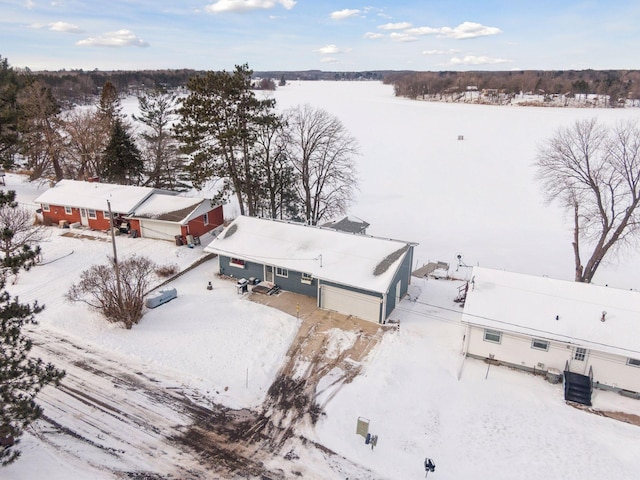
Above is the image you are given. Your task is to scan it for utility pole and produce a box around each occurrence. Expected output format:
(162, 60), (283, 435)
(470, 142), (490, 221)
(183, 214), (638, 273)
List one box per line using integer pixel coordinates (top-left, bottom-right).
(107, 199), (123, 309)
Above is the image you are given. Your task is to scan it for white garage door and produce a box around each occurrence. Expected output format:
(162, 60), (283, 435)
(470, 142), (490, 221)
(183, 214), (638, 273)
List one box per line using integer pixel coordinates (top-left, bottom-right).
(140, 220), (181, 241)
(320, 284), (381, 323)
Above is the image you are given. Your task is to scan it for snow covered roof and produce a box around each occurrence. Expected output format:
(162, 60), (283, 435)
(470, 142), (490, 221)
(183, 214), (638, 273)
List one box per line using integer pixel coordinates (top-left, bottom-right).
(322, 215), (370, 234)
(204, 216), (415, 293)
(462, 267), (640, 357)
(131, 194), (210, 224)
(34, 179), (155, 214)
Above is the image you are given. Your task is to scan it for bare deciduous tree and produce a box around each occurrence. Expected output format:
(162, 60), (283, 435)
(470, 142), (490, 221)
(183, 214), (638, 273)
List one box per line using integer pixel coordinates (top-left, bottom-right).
(283, 104), (359, 225)
(60, 108), (108, 180)
(536, 118), (640, 283)
(66, 255), (157, 329)
(0, 191), (46, 279)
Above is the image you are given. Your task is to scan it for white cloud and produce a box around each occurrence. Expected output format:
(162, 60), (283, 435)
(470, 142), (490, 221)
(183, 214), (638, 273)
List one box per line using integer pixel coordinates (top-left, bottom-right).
(422, 49), (459, 56)
(320, 57), (338, 64)
(389, 32), (417, 42)
(24, 0), (35, 9)
(405, 26), (439, 36)
(330, 9), (360, 20)
(76, 29), (149, 47)
(378, 22), (412, 31)
(439, 22), (502, 39)
(49, 21), (83, 33)
(447, 55), (510, 66)
(314, 44), (349, 55)
(363, 32), (384, 39)
(205, 0), (296, 13)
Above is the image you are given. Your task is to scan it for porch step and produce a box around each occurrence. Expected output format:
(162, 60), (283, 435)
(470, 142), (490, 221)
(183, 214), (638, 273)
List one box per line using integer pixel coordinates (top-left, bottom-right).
(564, 370), (592, 406)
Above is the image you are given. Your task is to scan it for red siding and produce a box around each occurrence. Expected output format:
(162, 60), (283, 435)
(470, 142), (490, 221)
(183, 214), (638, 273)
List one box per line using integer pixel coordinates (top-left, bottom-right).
(41, 204), (113, 230)
(186, 206), (224, 237)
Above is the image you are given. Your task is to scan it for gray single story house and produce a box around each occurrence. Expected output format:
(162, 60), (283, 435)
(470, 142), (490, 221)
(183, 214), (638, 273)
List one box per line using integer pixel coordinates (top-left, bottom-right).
(204, 216), (417, 324)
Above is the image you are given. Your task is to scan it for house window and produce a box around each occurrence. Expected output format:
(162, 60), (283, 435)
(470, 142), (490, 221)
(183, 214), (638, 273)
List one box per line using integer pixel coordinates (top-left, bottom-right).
(103, 210), (111, 219)
(42, 204), (50, 212)
(531, 338), (549, 351)
(483, 329), (502, 344)
(276, 267), (288, 278)
(301, 273), (313, 284)
(203, 212), (209, 225)
(627, 358), (640, 367)
(64, 206), (72, 215)
(230, 258), (245, 268)
(574, 347), (587, 361)
(88, 209), (97, 219)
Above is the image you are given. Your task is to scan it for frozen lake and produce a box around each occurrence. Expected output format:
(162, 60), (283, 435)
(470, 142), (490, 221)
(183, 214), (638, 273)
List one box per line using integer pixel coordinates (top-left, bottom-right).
(267, 81), (640, 289)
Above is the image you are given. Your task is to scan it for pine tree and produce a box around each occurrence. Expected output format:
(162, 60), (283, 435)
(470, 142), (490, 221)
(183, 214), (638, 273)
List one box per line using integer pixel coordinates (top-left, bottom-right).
(0, 190), (65, 466)
(101, 119), (143, 185)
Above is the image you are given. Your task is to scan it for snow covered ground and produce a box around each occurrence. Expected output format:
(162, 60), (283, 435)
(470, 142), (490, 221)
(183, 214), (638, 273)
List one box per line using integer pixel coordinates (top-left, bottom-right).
(4, 82), (640, 479)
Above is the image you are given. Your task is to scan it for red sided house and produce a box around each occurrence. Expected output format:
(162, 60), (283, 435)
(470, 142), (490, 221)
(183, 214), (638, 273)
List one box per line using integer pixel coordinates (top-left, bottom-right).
(35, 180), (223, 242)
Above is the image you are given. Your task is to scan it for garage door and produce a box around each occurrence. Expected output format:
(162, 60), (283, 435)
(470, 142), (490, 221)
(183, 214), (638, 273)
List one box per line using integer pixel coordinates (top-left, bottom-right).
(140, 220), (181, 241)
(320, 284), (381, 323)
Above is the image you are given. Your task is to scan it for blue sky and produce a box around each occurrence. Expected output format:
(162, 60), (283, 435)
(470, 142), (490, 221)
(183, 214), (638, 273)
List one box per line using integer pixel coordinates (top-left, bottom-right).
(2, 0), (640, 72)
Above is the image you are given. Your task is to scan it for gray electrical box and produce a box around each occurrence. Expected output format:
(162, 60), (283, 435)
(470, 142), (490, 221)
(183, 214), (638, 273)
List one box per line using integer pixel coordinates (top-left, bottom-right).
(146, 288), (177, 309)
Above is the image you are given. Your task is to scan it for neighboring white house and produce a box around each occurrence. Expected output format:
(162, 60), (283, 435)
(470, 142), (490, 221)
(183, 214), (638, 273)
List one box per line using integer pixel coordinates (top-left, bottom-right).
(461, 267), (640, 400)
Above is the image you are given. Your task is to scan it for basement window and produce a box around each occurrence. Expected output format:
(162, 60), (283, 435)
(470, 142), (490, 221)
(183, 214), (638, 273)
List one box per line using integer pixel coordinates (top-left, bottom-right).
(531, 338), (549, 351)
(627, 358), (640, 367)
(483, 329), (502, 344)
(230, 258), (245, 268)
(301, 273), (313, 285)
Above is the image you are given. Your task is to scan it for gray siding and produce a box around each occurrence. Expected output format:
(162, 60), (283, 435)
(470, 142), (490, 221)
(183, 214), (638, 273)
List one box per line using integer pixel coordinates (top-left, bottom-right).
(219, 256), (264, 281)
(272, 268), (318, 297)
(384, 246), (413, 319)
(219, 256), (317, 296)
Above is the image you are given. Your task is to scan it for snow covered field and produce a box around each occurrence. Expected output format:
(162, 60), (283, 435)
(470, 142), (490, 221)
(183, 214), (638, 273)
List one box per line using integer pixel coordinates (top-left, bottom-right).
(4, 82), (640, 479)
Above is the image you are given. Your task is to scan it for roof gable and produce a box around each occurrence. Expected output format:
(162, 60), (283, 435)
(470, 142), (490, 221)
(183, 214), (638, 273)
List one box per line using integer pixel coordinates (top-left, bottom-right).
(130, 194), (210, 224)
(205, 216), (414, 293)
(462, 267), (640, 357)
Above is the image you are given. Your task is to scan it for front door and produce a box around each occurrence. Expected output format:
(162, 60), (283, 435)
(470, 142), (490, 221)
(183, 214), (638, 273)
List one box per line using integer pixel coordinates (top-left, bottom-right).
(80, 208), (88, 226)
(265, 265), (274, 283)
(570, 346), (589, 374)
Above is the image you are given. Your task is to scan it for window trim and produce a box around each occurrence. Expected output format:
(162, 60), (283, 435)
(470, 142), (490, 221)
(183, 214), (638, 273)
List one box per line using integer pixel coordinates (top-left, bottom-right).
(574, 347), (587, 361)
(275, 267), (288, 278)
(301, 272), (313, 285)
(42, 204), (50, 212)
(627, 358), (640, 367)
(531, 338), (550, 351)
(103, 210), (111, 219)
(229, 258), (246, 268)
(203, 212), (209, 226)
(88, 209), (97, 219)
(483, 329), (502, 344)
(64, 206), (72, 215)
